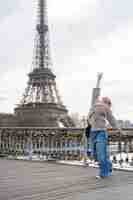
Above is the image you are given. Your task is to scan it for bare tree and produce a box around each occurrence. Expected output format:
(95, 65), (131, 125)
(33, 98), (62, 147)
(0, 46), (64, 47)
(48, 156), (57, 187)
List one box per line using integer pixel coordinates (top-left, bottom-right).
(69, 112), (83, 128)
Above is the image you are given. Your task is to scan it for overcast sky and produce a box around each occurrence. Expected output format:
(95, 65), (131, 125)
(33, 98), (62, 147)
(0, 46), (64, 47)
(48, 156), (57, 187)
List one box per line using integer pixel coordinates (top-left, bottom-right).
(0, 0), (133, 121)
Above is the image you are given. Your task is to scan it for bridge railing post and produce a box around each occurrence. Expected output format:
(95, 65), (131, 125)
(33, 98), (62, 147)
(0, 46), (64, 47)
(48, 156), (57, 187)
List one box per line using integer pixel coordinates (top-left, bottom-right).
(81, 116), (88, 166)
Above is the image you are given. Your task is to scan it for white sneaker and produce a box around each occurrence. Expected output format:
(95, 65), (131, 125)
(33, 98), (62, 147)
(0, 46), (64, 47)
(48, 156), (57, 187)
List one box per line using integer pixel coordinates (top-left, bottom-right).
(96, 175), (104, 179)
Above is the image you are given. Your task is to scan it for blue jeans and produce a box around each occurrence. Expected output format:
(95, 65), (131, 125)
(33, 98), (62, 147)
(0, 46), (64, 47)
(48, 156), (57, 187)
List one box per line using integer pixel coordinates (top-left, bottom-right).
(89, 130), (112, 177)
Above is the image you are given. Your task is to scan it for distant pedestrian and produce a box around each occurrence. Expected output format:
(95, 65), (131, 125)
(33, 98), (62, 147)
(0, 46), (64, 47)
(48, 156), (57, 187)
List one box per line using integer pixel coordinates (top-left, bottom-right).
(88, 97), (117, 179)
(112, 155), (117, 164)
(125, 157), (129, 164)
(85, 120), (91, 156)
(119, 158), (124, 166)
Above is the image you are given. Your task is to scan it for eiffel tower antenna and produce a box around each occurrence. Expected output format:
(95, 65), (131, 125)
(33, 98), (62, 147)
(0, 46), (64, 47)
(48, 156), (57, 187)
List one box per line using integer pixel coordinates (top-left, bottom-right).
(33, 0), (51, 69)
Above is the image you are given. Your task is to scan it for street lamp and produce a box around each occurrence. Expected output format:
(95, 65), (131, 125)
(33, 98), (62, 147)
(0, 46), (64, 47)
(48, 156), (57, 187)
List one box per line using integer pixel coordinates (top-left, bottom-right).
(82, 116), (88, 166)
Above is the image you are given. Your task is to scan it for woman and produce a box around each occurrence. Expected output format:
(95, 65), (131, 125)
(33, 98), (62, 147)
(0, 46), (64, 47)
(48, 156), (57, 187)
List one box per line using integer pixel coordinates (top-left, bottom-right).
(88, 97), (117, 179)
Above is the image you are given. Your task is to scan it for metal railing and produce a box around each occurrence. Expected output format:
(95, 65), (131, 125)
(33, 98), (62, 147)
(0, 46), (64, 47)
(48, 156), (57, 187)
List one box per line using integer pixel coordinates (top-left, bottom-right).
(0, 127), (133, 162)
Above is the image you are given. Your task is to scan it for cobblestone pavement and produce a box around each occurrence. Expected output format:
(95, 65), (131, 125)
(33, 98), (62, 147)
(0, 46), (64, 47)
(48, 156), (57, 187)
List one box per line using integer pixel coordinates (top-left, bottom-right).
(0, 159), (133, 200)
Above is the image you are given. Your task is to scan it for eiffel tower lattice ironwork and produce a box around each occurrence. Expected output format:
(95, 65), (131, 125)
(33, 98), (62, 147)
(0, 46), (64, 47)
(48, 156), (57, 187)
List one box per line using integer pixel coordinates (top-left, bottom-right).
(15, 0), (74, 127)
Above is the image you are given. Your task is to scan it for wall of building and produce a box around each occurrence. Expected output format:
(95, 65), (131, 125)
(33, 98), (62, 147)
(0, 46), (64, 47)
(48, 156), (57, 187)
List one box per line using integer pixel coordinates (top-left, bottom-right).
(0, 113), (17, 127)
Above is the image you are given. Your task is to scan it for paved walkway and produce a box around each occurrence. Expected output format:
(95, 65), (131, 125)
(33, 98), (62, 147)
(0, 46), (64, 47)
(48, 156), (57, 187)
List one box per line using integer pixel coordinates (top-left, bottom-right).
(0, 159), (133, 200)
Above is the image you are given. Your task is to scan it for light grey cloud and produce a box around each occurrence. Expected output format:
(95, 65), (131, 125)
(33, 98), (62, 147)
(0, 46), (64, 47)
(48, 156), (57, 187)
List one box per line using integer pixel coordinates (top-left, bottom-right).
(0, 96), (8, 101)
(50, 17), (96, 77)
(97, 0), (133, 35)
(0, 1), (33, 75)
(0, 1), (20, 20)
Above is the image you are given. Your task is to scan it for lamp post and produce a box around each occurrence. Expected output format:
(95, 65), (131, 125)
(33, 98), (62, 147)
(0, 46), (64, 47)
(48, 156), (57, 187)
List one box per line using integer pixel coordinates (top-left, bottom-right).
(82, 116), (88, 166)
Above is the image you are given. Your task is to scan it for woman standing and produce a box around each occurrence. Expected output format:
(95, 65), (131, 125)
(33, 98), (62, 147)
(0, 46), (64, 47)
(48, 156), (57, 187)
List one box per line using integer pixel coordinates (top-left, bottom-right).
(88, 97), (117, 179)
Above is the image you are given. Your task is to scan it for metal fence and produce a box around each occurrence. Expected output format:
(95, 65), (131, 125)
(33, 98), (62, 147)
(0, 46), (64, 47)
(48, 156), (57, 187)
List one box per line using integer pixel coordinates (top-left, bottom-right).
(0, 127), (133, 162)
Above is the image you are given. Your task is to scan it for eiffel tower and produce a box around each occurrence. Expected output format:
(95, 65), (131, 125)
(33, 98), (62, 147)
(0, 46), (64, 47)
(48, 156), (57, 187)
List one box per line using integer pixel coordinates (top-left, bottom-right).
(15, 0), (74, 127)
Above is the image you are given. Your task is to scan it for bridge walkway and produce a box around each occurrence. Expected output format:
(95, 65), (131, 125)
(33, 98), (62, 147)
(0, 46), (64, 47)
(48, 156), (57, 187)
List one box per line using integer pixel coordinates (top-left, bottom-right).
(0, 159), (132, 200)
